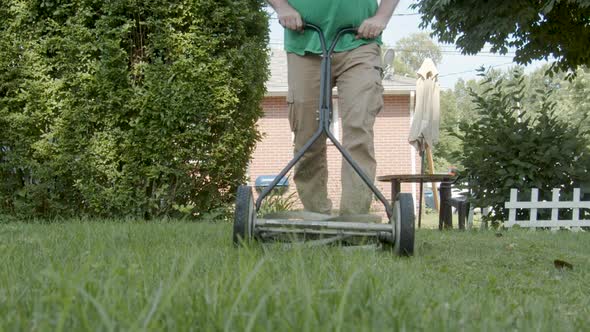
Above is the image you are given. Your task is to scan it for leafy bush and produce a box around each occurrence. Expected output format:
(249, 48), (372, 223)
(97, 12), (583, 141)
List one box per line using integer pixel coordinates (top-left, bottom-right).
(258, 191), (298, 217)
(0, 0), (269, 218)
(452, 69), (590, 225)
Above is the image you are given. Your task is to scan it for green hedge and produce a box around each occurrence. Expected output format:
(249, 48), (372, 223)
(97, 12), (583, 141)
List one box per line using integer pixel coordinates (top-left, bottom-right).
(0, 0), (269, 218)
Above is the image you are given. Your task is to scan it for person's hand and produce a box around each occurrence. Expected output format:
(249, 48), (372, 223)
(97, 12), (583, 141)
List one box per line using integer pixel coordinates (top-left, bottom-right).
(276, 3), (303, 31)
(356, 15), (388, 39)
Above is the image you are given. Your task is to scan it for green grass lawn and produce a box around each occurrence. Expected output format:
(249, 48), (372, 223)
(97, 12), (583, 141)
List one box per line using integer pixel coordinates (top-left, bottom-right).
(0, 220), (588, 331)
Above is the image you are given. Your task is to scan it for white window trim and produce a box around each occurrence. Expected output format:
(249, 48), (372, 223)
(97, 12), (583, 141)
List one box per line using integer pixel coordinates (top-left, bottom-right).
(327, 98), (340, 144)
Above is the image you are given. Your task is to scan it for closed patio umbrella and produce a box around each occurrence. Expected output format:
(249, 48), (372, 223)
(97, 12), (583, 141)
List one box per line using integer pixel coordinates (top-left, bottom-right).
(409, 58), (440, 153)
(408, 58), (441, 227)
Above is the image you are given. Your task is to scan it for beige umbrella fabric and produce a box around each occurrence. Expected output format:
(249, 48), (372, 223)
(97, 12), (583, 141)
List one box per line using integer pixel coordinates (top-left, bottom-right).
(409, 58), (441, 226)
(409, 58), (440, 153)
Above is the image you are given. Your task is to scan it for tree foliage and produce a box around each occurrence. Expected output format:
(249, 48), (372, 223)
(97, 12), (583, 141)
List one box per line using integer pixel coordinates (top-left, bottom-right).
(388, 32), (442, 77)
(435, 66), (590, 171)
(522, 66), (590, 133)
(435, 70), (509, 171)
(432, 89), (460, 172)
(412, 0), (590, 74)
(0, 0), (269, 218)
(395, 32), (442, 75)
(451, 69), (590, 225)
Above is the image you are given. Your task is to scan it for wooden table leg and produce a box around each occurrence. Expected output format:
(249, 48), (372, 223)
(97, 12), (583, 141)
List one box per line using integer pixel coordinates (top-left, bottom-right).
(439, 181), (452, 230)
(457, 200), (466, 230)
(391, 180), (401, 202)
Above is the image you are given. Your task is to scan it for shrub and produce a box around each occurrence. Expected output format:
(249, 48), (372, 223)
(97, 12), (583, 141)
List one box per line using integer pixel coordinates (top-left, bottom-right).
(258, 191), (298, 217)
(0, 0), (269, 218)
(452, 69), (590, 225)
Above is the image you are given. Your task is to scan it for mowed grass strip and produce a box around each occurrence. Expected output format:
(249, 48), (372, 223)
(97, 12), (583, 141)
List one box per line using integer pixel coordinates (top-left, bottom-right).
(0, 220), (588, 331)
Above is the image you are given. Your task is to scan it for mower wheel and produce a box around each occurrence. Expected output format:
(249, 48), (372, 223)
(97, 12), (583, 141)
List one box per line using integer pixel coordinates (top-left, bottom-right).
(233, 185), (255, 246)
(393, 193), (415, 256)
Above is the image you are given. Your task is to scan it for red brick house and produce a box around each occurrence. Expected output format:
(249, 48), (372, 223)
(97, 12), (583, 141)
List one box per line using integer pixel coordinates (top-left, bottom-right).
(249, 49), (420, 217)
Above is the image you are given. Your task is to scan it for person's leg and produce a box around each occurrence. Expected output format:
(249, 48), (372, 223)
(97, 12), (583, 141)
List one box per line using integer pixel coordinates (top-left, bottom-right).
(332, 43), (383, 215)
(287, 52), (333, 214)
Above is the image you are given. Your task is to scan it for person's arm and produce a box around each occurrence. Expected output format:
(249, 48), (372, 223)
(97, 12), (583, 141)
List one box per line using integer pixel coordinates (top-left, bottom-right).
(357, 0), (400, 39)
(267, 0), (303, 31)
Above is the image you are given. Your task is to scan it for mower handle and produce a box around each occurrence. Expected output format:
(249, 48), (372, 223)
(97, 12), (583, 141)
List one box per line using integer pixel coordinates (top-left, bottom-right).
(303, 23), (358, 56)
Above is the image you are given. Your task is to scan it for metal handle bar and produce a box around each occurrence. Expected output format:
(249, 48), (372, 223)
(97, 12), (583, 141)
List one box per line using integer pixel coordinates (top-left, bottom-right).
(303, 23), (358, 56)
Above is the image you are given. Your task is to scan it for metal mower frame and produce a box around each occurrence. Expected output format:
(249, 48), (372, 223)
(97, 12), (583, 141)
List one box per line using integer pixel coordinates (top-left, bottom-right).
(233, 24), (415, 256)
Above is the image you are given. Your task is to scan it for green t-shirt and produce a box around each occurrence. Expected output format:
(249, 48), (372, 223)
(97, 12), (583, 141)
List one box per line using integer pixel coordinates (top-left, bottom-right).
(284, 0), (382, 55)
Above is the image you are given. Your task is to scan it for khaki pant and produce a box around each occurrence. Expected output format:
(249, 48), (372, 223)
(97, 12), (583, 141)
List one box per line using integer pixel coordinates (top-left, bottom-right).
(287, 43), (384, 215)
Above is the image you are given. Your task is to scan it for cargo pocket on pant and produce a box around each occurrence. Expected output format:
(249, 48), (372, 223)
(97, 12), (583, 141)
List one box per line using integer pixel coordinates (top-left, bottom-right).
(287, 90), (297, 132)
(370, 80), (384, 118)
(372, 49), (385, 117)
(367, 51), (384, 118)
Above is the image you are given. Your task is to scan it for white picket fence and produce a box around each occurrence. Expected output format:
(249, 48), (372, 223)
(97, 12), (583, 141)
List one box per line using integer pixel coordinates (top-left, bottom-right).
(505, 188), (590, 228)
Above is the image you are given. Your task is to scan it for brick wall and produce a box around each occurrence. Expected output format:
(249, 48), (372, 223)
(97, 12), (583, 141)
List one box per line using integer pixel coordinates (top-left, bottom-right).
(249, 95), (422, 220)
